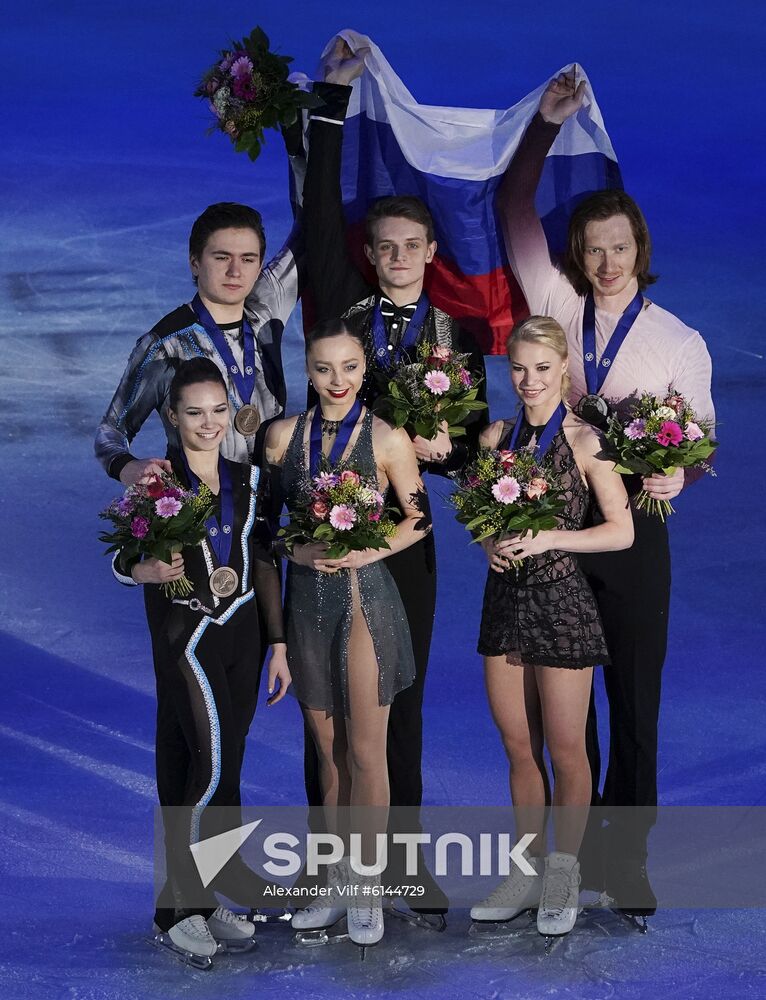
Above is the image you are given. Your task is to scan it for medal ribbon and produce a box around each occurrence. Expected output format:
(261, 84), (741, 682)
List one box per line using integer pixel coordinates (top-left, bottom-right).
(371, 293), (430, 369)
(309, 398), (363, 476)
(509, 401), (568, 461)
(182, 453), (234, 567)
(582, 290), (643, 394)
(192, 293), (257, 405)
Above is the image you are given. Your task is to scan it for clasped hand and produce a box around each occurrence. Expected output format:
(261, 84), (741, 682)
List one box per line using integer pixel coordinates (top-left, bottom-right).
(292, 542), (370, 573)
(641, 467), (684, 501)
(482, 530), (552, 571)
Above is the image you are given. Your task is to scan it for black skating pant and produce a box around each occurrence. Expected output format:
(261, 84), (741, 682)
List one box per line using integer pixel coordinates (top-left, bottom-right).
(579, 509), (671, 863)
(146, 598), (265, 931)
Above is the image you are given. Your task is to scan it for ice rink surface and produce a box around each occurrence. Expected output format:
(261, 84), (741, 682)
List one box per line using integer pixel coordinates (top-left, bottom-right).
(1, 1), (765, 997)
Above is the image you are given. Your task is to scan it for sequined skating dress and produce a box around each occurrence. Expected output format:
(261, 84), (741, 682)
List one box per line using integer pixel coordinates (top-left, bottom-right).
(281, 409), (416, 714)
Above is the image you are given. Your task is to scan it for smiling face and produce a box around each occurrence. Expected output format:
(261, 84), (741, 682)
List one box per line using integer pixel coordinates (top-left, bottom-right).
(508, 340), (567, 412)
(168, 380), (230, 454)
(363, 216), (436, 301)
(306, 333), (366, 410)
(581, 214), (639, 305)
(189, 226), (263, 320)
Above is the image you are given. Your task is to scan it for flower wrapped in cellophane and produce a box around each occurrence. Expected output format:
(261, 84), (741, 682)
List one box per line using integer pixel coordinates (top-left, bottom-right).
(279, 462), (398, 560)
(451, 448), (566, 561)
(603, 388), (717, 520)
(195, 26), (323, 161)
(99, 474), (214, 597)
(374, 341), (486, 439)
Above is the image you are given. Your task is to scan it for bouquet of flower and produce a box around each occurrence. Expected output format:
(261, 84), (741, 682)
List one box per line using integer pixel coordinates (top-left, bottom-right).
(603, 388), (717, 520)
(99, 473), (215, 597)
(373, 341), (487, 439)
(194, 26), (323, 161)
(451, 448), (566, 562)
(279, 462), (398, 560)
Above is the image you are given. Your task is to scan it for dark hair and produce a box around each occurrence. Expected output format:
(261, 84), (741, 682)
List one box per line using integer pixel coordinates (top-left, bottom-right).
(564, 190), (657, 296)
(168, 357), (227, 411)
(365, 195), (435, 245)
(304, 318), (366, 358)
(189, 202), (266, 261)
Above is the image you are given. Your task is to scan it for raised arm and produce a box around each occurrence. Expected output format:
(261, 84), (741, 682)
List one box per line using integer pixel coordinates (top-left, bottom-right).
(95, 332), (173, 484)
(303, 39), (374, 319)
(497, 70), (585, 314)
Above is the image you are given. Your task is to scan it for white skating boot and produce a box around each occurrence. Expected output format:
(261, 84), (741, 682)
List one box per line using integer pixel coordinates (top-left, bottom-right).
(347, 872), (384, 953)
(292, 859), (350, 936)
(153, 913), (218, 969)
(207, 906), (256, 952)
(537, 852), (581, 938)
(470, 855), (542, 921)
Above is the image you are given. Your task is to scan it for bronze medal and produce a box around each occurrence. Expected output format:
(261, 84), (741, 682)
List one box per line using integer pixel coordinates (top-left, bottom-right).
(234, 404), (261, 436)
(209, 566), (239, 598)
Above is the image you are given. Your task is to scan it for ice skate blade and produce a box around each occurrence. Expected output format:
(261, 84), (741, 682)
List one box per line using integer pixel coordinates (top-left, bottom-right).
(542, 933), (565, 956)
(386, 904), (446, 932)
(357, 939), (382, 962)
(612, 909), (649, 933)
(293, 924), (349, 948)
(248, 907), (292, 924)
(469, 910), (535, 938)
(151, 932), (213, 970)
(214, 936), (257, 954)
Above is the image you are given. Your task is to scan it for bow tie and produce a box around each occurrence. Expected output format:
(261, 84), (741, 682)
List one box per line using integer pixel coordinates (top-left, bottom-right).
(379, 298), (418, 324)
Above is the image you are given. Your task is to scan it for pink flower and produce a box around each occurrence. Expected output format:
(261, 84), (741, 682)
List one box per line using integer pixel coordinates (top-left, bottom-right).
(684, 421), (704, 441)
(370, 489), (385, 508)
(526, 477), (549, 500)
(155, 496), (182, 518)
(314, 472), (339, 489)
(310, 500), (329, 520)
(368, 510), (381, 522)
(219, 51), (236, 72)
(625, 419), (647, 440)
(427, 345), (453, 368)
(492, 476), (521, 505)
(116, 497), (134, 516)
(497, 449), (516, 470)
(130, 516), (149, 539)
(340, 470), (361, 486)
(656, 421), (684, 447)
(424, 371), (451, 395)
(329, 504), (357, 531)
(458, 367), (473, 388)
(466, 474), (481, 488)
(232, 76), (257, 101)
(230, 55), (253, 79)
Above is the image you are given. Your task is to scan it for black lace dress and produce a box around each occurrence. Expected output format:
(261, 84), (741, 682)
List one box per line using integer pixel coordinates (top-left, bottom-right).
(280, 409), (416, 714)
(477, 420), (609, 668)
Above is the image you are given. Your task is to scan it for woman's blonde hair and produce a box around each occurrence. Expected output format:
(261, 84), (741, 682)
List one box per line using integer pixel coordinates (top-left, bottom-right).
(506, 315), (571, 402)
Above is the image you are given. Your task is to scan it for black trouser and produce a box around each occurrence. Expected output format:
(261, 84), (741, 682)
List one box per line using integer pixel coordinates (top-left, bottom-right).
(303, 533), (437, 808)
(147, 598), (264, 930)
(579, 508), (671, 859)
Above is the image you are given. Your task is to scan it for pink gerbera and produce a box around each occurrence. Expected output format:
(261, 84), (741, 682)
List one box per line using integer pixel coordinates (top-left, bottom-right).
(155, 496), (182, 518)
(229, 55), (253, 78)
(492, 476), (521, 505)
(329, 505), (357, 531)
(656, 421), (684, 447)
(424, 371), (450, 395)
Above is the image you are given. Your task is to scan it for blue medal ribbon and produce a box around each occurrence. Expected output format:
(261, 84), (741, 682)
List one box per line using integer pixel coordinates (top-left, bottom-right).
(371, 293), (430, 369)
(508, 401), (568, 462)
(191, 293), (257, 405)
(181, 452), (234, 567)
(582, 290), (643, 394)
(309, 398), (363, 477)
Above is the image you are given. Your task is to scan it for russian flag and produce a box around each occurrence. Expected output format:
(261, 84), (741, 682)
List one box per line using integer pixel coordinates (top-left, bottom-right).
(296, 31), (621, 354)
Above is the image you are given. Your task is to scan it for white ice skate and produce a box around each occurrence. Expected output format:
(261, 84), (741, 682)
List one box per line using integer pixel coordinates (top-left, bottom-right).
(153, 914), (218, 970)
(537, 852), (581, 941)
(470, 855), (542, 922)
(347, 873), (384, 956)
(207, 906), (256, 953)
(292, 859), (350, 945)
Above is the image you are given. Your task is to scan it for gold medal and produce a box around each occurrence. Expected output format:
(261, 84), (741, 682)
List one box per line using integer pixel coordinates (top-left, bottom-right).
(209, 566), (239, 598)
(234, 404), (261, 436)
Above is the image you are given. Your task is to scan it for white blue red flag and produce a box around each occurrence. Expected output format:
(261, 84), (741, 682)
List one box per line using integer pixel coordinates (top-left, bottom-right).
(296, 30), (621, 353)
